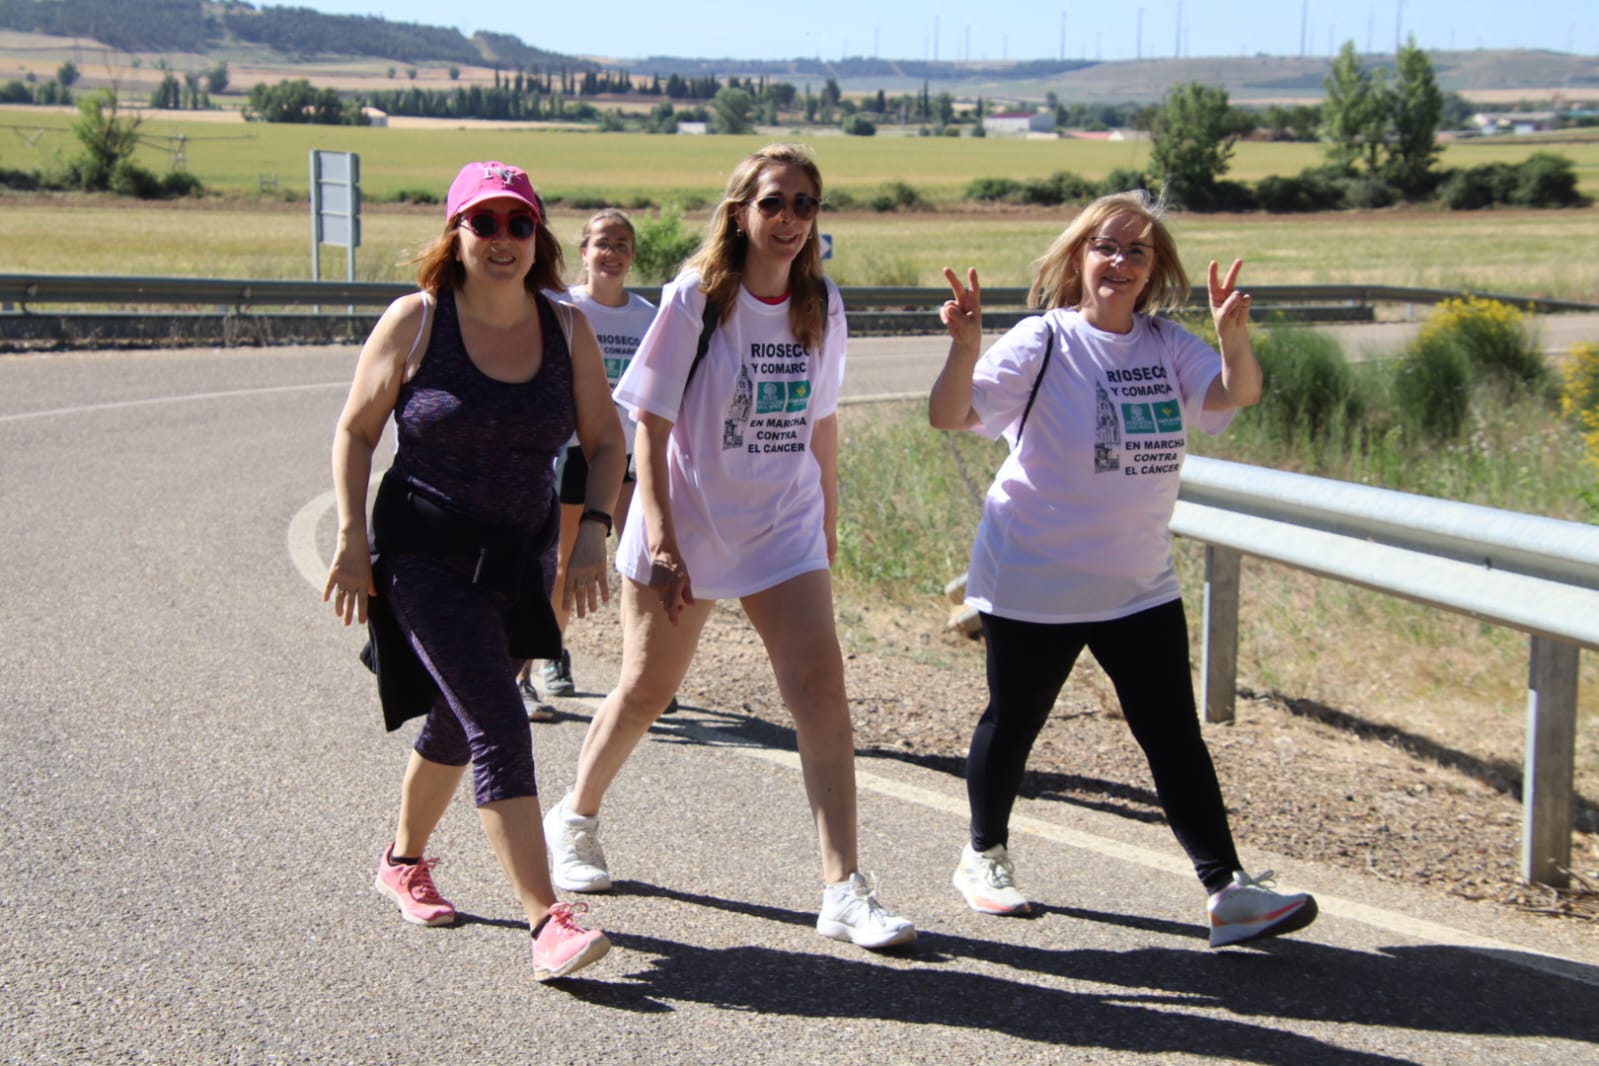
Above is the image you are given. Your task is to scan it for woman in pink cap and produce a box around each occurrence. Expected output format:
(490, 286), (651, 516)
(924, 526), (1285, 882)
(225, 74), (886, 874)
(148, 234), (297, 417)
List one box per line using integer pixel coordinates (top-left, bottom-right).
(324, 160), (625, 981)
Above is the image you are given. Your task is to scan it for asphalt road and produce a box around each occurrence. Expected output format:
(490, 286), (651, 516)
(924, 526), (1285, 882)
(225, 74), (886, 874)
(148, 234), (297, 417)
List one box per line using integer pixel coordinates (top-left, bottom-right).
(4, 338), (1599, 1065)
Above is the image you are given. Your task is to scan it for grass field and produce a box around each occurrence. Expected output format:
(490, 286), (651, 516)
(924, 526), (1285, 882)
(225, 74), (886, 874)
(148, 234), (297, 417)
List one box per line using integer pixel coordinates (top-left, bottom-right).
(4, 197), (1596, 302)
(2, 106), (1597, 300)
(3, 105), (1598, 204)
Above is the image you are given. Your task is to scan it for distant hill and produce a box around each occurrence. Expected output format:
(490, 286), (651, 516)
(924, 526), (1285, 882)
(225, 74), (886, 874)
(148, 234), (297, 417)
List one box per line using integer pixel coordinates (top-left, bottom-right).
(0, 0), (1593, 104)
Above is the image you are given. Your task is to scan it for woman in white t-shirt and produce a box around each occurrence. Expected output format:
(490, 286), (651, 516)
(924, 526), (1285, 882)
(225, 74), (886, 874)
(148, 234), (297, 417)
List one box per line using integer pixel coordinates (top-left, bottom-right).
(542, 144), (916, 951)
(930, 190), (1319, 949)
(518, 210), (660, 717)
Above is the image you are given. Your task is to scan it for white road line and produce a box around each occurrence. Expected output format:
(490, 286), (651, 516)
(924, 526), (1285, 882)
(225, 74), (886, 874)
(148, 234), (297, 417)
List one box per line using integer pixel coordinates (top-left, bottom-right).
(286, 487), (1599, 989)
(0, 381), (346, 424)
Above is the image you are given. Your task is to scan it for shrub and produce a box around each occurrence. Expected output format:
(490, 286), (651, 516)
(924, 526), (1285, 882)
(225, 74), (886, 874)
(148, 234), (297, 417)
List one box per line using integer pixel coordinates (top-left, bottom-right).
(1438, 163), (1515, 210)
(1208, 179), (1258, 212)
(1417, 296), (1547, 394)
(1098, 167), (1148, 196)
(1254, 174), (1313, 213)
(841, 114), (876, 136)
(872, 181), (929, 212)
(160, 170), (203, 198)
(0, 166), (41, 190)
(1250, 326), (1366, 444)
(1341, 174), (1398, 209)
(108, 161), (163, 198)
(1394, 334), (1471, 440)
(965, 176), (1021, 202)
(1510, 152), (1584, 208)
(393, 188), (439, 205)
(1019, 170), (1095, 206)
(631, 205), (702, 284)
(825, 189), (856, 210)
(1561, 342), (1599, 469)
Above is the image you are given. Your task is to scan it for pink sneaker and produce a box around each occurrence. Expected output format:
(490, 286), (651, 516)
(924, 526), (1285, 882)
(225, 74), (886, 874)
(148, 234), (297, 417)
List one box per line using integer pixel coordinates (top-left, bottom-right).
(531, 902), (611, 981)
(374, 847), (456, 927)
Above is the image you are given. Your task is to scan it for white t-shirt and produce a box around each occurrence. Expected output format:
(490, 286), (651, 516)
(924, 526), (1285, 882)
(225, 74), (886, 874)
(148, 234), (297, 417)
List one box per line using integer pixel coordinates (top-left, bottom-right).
(555, 286), (657, 454)
(613, 268), (845, 600)
(966, 309), (1234, 624)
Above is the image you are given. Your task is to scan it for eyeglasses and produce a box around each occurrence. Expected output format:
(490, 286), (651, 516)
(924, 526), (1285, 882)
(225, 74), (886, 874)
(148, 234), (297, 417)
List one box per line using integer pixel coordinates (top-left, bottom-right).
(1086, 237), (1153, 266)
(749, 193), (822, 221)
(586, 240), (634, 256)
(461, 211), (537, 240)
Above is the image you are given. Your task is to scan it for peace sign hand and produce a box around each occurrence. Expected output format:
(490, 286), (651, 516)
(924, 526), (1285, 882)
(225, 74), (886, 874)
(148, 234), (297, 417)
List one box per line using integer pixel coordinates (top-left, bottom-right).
(940, 267), (983, 349)
(1208, 259), (1252, 345)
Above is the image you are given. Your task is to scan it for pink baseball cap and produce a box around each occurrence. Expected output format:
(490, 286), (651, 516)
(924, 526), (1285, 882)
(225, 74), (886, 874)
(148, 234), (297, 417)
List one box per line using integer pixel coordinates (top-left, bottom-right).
(446, 161), (541, 221)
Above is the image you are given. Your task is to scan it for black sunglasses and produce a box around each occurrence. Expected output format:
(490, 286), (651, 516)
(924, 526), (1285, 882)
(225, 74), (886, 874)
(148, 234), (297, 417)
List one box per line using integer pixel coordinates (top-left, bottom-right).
(462, 210), (537, 240)
(749, 193), (821, 221)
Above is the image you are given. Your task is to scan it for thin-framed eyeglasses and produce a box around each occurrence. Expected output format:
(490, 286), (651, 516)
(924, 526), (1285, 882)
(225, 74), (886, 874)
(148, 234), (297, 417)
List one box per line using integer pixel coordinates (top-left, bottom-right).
(586, 240), (634, 256)
(749, 193), (822, 221)
(461, 210), (538, 240)
(1086, 237), (1153, 266)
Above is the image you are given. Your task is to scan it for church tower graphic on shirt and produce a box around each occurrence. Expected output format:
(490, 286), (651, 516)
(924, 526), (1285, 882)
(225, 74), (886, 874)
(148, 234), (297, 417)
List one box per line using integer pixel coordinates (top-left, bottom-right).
(1093, 379), (1121, 473)
(723, 360), (753, 449)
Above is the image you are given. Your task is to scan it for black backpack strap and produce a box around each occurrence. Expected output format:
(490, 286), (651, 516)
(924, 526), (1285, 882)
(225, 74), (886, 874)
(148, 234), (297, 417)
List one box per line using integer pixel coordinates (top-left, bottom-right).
(681, 284), (828, 400)
(1015, 321), (1054, 443)
(683, 296), (721, 395)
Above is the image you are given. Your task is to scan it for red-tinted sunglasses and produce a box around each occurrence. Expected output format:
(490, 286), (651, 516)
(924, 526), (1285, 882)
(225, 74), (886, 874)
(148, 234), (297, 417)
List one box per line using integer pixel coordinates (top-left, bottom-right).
(461, 210), (537, 240)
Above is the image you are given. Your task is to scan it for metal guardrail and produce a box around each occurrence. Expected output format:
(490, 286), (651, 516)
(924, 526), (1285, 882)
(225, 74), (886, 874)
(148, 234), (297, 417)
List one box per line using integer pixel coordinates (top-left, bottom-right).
(3, 275), (1597, 315)
(6, 275), (1593, 349)
(1172, 455), (1599, 889)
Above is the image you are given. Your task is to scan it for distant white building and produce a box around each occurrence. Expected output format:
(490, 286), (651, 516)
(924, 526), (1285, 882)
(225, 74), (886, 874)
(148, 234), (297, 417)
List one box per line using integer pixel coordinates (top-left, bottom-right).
(1470, 111), (1557, 135)
(676, 121), (708, 135)
(983, 110), (1056, 137)
(360, 107), (389, 127)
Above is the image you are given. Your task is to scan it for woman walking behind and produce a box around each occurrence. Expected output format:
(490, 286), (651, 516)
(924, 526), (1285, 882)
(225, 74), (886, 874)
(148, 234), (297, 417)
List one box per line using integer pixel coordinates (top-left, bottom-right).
(929, 190), (1318, 948)
(324, 161), (626, 980)
(543, 144), (916, 950)
(519, 209), (661, 717)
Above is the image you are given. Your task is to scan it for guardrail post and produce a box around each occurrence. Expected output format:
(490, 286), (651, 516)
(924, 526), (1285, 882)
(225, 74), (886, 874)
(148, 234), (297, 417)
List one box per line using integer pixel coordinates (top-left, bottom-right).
(1201, 544), (1242, 724)
(1522, 635), (1578, 887)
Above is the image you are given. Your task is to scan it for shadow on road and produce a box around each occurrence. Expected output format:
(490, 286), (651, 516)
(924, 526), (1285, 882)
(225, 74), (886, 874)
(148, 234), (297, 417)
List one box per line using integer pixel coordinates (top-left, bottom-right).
(547, 882), (1599, 1061)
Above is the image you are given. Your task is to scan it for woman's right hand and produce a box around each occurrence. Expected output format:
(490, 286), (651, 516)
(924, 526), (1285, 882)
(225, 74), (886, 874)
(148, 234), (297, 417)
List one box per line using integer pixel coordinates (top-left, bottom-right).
(647, 549), (695, 626)
(324, 538), (375, 626)
(940, 267), (983, 348)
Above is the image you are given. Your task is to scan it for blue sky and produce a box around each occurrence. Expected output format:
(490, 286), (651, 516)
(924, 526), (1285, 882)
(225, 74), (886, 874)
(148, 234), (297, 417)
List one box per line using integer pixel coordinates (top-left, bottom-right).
(287, 0), (1592, 63)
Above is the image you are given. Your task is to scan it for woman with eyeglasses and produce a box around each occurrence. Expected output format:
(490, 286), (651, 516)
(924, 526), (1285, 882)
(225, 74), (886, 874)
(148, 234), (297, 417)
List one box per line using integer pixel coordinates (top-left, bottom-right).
(542, 143), (917, 951)
(517, 209), (663, 719)
(930, 190), (1318, 948)
(324, 161), (624, 980)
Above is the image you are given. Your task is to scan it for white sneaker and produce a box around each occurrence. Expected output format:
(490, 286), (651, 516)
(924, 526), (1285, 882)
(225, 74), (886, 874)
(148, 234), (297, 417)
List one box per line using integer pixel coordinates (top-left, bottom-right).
(543, 796), (612, 893)
(952, 843), (1032, 915)
(1207, 870), (1318, 947)
(817, 872), (917, 949)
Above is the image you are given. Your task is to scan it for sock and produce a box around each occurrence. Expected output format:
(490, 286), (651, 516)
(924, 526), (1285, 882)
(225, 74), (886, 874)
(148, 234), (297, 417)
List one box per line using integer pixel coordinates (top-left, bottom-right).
(386, 845), (419, 866)
(531, 915), (549, 938)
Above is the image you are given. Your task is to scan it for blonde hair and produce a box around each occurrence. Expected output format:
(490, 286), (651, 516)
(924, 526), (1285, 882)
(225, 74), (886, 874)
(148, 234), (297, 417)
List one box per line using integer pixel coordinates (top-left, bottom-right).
(685, 143), (828, 352)
(575, 208), (636, 286)
(1028, 190), (1188, 316)
(413, 191), (565, 296)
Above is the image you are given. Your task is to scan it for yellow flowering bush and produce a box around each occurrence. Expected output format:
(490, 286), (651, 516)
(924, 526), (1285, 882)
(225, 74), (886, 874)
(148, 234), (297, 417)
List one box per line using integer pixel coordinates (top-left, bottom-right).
(1562, 341), (1599, 469)
(1415, 295), (1547, 392)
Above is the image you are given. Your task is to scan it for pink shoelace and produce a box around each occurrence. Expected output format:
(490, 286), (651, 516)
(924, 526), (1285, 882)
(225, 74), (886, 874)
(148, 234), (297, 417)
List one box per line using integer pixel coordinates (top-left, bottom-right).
(401, 857), (446, 903)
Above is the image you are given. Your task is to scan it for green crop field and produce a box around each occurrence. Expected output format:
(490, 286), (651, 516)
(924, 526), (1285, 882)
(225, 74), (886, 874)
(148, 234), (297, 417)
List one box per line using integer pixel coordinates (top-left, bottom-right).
(2, 107), (1597, 300)
(3, 106), (1597, 202)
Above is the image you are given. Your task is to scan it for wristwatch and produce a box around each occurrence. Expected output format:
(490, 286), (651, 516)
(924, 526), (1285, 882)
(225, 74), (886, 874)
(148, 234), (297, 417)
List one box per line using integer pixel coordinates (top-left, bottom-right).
(579, 508), (613, 537)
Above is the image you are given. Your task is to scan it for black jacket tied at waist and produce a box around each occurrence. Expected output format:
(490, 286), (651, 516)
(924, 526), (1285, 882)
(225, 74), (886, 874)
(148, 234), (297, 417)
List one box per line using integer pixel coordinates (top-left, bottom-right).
(360, 469), (563, 731)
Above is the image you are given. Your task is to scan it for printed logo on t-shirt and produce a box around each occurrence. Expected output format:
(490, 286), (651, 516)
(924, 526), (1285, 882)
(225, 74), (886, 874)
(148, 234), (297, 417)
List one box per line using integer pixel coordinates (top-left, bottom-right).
(594, 332), (640, 387)
(1097, 365), (1185, 477)
(724, 342), (812, 453)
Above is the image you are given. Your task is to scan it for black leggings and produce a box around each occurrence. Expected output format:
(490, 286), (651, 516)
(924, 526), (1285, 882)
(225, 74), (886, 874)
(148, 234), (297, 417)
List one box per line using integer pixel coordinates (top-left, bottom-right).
(970, 599), (1241, 894)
